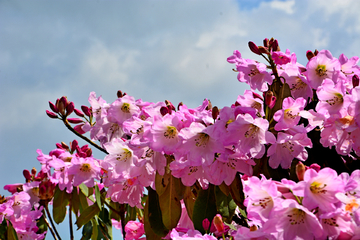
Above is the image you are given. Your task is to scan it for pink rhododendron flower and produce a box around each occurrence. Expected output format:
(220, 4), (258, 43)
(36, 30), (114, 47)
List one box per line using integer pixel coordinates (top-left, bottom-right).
(170, 229), (217, 240)
(271, 49), (291, 65)
(67, 156), (101, 187)
(306, 49), (341, 89)
(125, 221), (145, 240)
(273, 97), (306, 131)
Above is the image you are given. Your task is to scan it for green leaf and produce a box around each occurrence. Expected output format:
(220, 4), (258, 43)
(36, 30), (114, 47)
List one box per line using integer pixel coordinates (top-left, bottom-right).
(147, 188), (168, 237)
(79, 183), (89, 196)
(192, 184), (217, 234)
(53, 186), (70, 224)
(81, 221), (93, 240)
(155, 171), (170, 197)
(215, 186), (236, 223)
(72, 187), (81, 216)
(79, 188), (89, 212)
(144, 196), (163, 240)
(158, 175), (182, 230)
(94, 184), (102, 210)
(36, 213), (48, 234)
(125, 205), (137, 223)
(109, 201), (121, 221)
(7, 221), (18, 240)
(228, 174), (245, 209)
(97, 207), (112, 240)
(91, 219), (98, 240)
(76, 204), (100, 230)
(183, 186), (197, 221)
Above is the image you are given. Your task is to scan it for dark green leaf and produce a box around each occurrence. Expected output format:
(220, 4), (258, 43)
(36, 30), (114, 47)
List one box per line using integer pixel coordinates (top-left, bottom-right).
(229, 174), (245, 209)
(144, 196), (163, 240)
(81, 221), (93, 240)
(7, 221), (18, 240)
(76, 204), (100, 230)
(53, 186), (70, 224)
(183, 186), (197, 221)
(147, 188), (168, 237)
(72, 187), (81, 216)
(192, 184), (217, 234)
(215, 186), (236, 223)
(94, 184), (102, 210)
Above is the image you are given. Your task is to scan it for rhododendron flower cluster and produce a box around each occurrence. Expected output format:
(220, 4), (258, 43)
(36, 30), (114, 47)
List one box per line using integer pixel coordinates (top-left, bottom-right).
(2, 38), (360, 239)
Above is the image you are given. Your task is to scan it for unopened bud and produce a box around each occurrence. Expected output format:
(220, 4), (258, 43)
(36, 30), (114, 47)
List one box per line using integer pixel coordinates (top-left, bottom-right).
(306, 50), (315, 61)
(57, 96), (67, 116)
(117, 90), (124, 98)
(49, 101), (59, 113)
(258, 46), (270, 55)
(71, 140), (78, 152)
(353, 74), (359, 88)
(212, 106), (219, 120)
(213, 214), (225, 233)
(31, 167), (37, 176)
(46, 110), (58, 119)
(81, 105), (92, 117)
(202, 218), (210, 232)
(272, 39), (280, 51)
(23, 170), (32, 182)
(250, 225), (258, 231)
(314, 49), (319, 56)
(39, 179), (55, 201)
(264, 91), (276, 109)
(206, 100), (212, 111)
(74, 108), (85, 117)
(160, 106), (168, 116)
(309, 163), (321, 172)
(296, 161), (306, 181)
(86, 148), (92, 157)
(248, 41), (261, 55)
(66, 102), (75, 116)
(56, 143), (63, 149)
(74, 124), (85, 134)
(67, 118), (84, 124)
(165, 100), (176, 111)
(61, 142), (69, 151)
(177, 102), (183, 111)
(263, 38), (269, 48)
(252, 92), (263, 100)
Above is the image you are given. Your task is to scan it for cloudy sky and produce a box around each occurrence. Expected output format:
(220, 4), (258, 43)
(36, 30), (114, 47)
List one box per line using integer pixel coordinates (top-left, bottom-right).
(1, 0), (360, 238)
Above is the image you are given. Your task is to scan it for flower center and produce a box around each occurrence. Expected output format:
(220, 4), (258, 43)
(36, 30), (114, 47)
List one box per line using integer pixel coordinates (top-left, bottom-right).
(310, 181), (327, 194)
(194, 133), (210, 147)
(116, 149), (132, 162)
(164, 126), (178, 139)
(80, 163), (91, 172)
(316, 65), (327, 77)
(121, 103), (131, 113)
(290, 77), (307, 91)
(325, 93), (343, 106)
(288, 208), (306, 225)
(244, 124), (259, 138)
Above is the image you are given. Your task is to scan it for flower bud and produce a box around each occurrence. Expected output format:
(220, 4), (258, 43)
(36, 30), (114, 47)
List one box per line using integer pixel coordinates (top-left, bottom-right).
(74, 124), (86, 134)
(74, 108), (85, 117)
(206, 100), (212, 111)
(39, 179), (55, 201)
(258, 46), (270, 55)
(252, 92), (263, 100)
(117, 90), (124, 98)
(160, 106), (168, 116)
(177, 102), (183, 110)
(23, 169), (32, 182)
(353, 74), (359, 88)
(81, 105), (92, 117)
(67, 118), (84, 124)
(296, 161), (306, 181)
(309, 163), (321, 172)
(263, 38), (269, 48)
(61, 142), (69, 151)
(46, 110), (58, 119)
(212, 106), (219, 120)
(31, 167), (37, 176)
(248, 41), (261, 55)
(264, 91), (276, 109)
(49, 101), (59, 113)
(271, 39), (280, 51)
(306, 50), (315, 61)
(202, 218), (210, 232)
(314, 49), (319, 56)
(66, 101), (75, 116)
(71, 140), (78, 152)
(165, 100), (176, 111)
(213, 214), (225, 233)
(57, 96), (67, 116)
(86, 148), (92, 157)
(56, 143), (63, 149)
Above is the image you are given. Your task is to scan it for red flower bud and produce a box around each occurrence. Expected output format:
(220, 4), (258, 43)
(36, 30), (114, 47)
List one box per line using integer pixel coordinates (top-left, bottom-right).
(57, 96), (68, 116)
(66, 101), (75, 116)
(81, 105), (92, 117)
(71, 140), (78, 152)
(212, 106), (219, 120)
(117, 90), (124, 98)
(213, 214), (225, 233)
(258, 46), (270, 55)
(263, 38), (269, 48)
(353, 74), (359, 88)
(74, 124), (85, 134)
(46, 110), (58, 119)
(306, 50), (315, 61)
(23, 170), (32, 182)
(296, 161), (306, 181)
(248, 41), (261, 55)
(74, 108), (85, 117)
(61, 142), (69, 151)
(202, 218), (210, 232)
(264, 91), (276, 109)
(272, 39), (280, 51)
(160, 106), (168, 116)
(49, 101), (59, 113)
(309, 163), (321, 172)
(67, 118), (84, 124)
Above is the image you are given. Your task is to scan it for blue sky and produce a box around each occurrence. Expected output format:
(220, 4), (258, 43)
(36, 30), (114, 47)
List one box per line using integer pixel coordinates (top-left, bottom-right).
(1, 0), (360, 238)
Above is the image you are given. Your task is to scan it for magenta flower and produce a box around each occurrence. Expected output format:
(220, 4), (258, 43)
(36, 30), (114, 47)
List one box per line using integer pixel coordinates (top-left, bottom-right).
(169, 229), (217, 240)
(273, 97), (306, 131)
(227, 113), (275, 158)
(236, 59), (273, 92)
(264, 199), (324, 239)
(271, 49), (291, 65)
(301, 168), (344, 212)
(108, 95), (140, 124)
(267, 132), (312, 169)
(67, 156), (101, 187)
(306, 49), (341, 89)
(125, 221), (145, 240)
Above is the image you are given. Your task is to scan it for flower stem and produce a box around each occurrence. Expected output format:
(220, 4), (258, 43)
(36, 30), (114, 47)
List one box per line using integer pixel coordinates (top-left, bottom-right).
(45, 205), (62, 240)
(69, 195), (74, 240)
(42, 209), (58, 240)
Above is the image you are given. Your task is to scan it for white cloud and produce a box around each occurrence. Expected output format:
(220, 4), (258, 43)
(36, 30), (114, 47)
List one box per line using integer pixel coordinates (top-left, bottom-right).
(264, 0), (295, 14)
